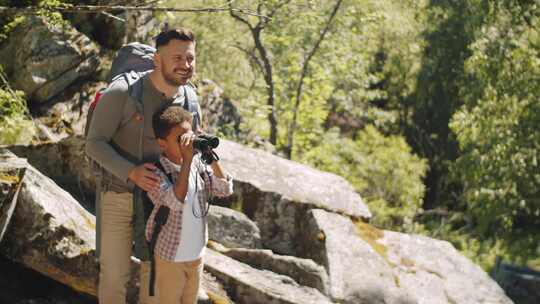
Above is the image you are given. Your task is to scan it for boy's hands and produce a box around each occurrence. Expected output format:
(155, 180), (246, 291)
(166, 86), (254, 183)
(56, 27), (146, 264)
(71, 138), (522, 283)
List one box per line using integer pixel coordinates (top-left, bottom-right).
(128, 163), (160, 192)
(178, 132), (194, 162)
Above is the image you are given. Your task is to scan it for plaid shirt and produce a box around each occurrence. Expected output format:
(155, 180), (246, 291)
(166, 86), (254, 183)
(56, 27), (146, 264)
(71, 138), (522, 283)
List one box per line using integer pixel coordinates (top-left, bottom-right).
(145, 154), (233, 261)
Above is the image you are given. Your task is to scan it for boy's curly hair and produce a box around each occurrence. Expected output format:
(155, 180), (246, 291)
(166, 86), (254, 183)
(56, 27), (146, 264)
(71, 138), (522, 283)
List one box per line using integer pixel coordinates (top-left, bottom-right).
(152, 105), (193, 139)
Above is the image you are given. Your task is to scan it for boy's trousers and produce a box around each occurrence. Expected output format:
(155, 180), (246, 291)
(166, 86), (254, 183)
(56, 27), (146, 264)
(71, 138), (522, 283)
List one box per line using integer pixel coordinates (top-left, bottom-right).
(98, 191), (157, 304)
(155, 255), (203, 304)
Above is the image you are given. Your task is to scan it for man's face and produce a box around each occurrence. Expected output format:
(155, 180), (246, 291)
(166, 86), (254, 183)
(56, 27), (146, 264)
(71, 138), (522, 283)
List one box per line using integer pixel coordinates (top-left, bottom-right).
(155, 39), (196, 87)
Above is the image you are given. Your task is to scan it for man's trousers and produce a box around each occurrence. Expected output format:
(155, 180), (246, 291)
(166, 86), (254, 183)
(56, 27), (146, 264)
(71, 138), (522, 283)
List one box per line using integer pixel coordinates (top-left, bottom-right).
(98, 191), (156, 304)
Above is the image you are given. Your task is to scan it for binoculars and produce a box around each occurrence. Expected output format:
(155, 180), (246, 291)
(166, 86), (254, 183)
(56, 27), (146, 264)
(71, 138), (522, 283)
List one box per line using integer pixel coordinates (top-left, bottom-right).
(177, 134), (219, 151)
(192, 134), (219, 152)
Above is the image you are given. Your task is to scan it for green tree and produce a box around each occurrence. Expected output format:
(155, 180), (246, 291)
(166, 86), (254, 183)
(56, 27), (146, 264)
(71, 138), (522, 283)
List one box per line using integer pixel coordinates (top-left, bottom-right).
(451, 1), (540, 235)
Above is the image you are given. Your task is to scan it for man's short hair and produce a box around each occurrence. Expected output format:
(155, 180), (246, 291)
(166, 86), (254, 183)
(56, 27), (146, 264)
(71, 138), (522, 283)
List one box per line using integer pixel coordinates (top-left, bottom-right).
(155, 28), (195, 49)
(153, 105), (193, 139)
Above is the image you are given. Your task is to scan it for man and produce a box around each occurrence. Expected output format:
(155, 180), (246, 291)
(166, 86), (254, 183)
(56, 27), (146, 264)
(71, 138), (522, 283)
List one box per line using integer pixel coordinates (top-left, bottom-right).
(86, 28), (201, 304)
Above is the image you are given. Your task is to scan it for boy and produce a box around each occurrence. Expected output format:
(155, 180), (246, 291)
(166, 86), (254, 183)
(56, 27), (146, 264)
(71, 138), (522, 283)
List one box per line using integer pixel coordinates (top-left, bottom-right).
(146, 105), (233, 304)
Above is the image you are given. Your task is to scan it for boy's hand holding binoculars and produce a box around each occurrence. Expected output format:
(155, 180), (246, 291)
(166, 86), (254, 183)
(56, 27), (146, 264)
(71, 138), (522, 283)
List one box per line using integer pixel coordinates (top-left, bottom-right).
(178, 132), (195, 162)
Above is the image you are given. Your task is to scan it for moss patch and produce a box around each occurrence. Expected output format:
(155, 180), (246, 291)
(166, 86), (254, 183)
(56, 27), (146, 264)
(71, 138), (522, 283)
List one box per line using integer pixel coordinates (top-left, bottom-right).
(0, 172), (20, 185)
(207, 290), (232, 304)
(353, 219), (388, 260)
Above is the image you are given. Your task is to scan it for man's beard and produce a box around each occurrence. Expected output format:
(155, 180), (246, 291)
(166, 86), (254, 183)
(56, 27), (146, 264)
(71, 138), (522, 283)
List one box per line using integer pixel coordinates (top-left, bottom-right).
(162, 66), (191, 87)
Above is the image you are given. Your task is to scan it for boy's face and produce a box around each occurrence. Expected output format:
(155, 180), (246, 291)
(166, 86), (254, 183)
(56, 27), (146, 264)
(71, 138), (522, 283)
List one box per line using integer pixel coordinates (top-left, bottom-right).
(157, 120), (193, 163)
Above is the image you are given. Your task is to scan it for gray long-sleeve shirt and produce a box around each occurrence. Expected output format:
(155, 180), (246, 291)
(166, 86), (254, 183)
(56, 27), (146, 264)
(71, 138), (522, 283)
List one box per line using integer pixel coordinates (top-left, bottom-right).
(86, 74), (197, 193)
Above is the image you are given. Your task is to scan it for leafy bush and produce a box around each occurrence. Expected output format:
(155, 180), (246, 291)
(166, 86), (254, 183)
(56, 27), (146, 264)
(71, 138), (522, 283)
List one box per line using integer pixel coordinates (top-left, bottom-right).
(0, 79), (36, 145)
(301, 126), (427, 231)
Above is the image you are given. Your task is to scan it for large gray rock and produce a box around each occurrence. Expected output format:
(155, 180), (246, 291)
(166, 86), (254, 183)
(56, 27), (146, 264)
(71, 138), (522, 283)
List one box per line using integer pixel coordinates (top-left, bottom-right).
(0, 150), (98, 296)
(204, 248), (333, 304)
(35, 81), (106, 141)
(198, 79), (243, 138)
(209, 242), (329, 296)
(0, 153), (25, 242)
(214, 140), (371, 255)
(298, 209), (410, 303)
(0, 16), (100, 103)
(9, 137), (96, 210)
(381, 230), (513, 304)
(0, 150), (231, 303)
(297, 209), (513, 304)
(208, 205), (262, 249)
(65, 0), (156, 50)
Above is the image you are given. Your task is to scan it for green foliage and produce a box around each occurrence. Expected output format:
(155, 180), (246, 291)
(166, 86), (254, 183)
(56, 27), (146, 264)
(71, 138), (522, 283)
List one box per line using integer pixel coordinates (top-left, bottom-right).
(301, 126), (427, 231)
(0, 15), (26, 42)
(0, 0), (70, 41)
(327, 0), (427, 135)
(450, 3), (540, 235)
(0, 85), (36, 146)
(416, 211), (540, 270)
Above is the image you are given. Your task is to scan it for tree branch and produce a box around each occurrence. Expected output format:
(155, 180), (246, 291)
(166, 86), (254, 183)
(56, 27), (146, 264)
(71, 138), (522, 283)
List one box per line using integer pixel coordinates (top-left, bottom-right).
(228, 3), (255, 31)
(232, 44), (264, 74)
(285, 0), (343, 158)
(229, 1), (278, 144)
(252, 0), (292, 30)
(0, 4), (267, 18)
(100, 11), (126, 22)
(262, 0), (292, 26)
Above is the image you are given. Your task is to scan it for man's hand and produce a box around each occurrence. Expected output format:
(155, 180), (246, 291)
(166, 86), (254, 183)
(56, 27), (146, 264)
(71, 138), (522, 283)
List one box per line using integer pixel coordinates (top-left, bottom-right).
(128, 163), (160, 192)
(178, 132), (194, 162)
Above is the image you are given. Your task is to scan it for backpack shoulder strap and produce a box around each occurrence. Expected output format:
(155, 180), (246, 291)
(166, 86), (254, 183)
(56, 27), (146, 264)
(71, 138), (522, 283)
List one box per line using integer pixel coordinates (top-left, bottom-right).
(127, 71), (150, 106)
(146, 158), (172, 297)
(182, 84), (201, 131)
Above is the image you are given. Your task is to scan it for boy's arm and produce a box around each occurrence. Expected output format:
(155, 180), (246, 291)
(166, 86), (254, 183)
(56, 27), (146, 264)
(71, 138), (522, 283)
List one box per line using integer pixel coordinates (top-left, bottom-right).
(201, 160), (233, 197)
(173, 132), (196, 202)
(172, 157), (192, 202)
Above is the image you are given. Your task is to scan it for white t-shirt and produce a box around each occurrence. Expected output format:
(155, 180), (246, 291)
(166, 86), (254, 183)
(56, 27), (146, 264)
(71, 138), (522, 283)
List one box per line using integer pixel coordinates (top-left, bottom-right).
(174, 168), (208, 262)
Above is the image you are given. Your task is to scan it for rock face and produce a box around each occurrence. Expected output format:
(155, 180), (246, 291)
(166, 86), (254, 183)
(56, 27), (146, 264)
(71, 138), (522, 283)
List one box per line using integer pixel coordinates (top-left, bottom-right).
(381, 230), (513, 304)
(215, 139), (371, 255)
(9, 137), (96, 210)
(35, 81), (106, 141)
(207, 205), (262, 249)
(0, 153), (24, 242)
(204, 248), (332, 304)
(0, 150), (98, 296)
(297, 209), (513, 304)
(298, 209), (410, 303)
(65, 0), (156, 50)
(0, 16), (100, 103)
(198, 79), (243, 138)
(209, 243), (329, 296)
